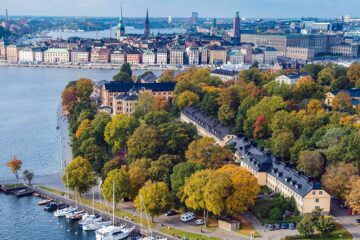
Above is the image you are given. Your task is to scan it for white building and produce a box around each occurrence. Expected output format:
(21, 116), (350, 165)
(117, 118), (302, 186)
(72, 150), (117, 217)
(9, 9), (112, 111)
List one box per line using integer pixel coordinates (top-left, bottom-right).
(33, 48), (45, 62)
(156, 48), (168, 65)
(186, 46), (200, 65)
(71, 49), (90, 63)
(170, 46), (185, 65)
(142, 49), (156, 65)
(18, 47), (34, 62)
(110, 50), (125, 64)
(44, 48), (70, 63)
(275, 73), (310, 85)
(228, 50), (245, 65)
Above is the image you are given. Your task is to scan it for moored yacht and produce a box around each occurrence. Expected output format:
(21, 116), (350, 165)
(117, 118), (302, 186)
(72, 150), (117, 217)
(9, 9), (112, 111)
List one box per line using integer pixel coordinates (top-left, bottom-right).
(66, 210), (84, 219)
(95, 225), (134, 240)
(54, 207), (77, 217)
(82, 221), (112, 231)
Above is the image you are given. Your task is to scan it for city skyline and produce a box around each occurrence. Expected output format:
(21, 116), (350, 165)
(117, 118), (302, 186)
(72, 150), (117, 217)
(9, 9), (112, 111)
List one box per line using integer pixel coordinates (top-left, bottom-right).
(1, 0), (360, 18)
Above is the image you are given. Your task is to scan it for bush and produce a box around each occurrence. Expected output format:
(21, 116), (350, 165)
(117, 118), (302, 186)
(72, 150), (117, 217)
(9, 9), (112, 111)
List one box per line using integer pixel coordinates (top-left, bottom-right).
(269, 207), (283, 221)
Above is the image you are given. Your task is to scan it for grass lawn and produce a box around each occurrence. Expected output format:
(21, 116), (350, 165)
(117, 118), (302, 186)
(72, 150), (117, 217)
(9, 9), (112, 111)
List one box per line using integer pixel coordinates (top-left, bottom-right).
(159, 226), (221, 240)
(236, 215), (262, 238)
(4, 183), (25, 189)
(284, 223), (352, 240)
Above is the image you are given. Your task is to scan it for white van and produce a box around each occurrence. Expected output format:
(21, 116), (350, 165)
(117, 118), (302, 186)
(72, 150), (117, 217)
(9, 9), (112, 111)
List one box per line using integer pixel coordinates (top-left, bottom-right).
(180, 212), (195, 222)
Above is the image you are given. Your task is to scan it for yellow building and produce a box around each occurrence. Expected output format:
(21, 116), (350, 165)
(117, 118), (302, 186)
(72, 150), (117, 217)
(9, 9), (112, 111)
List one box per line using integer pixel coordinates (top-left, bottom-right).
(181, 107), (331, 215)
(208, 45), (227, 65)
(325, 88), (360, 108)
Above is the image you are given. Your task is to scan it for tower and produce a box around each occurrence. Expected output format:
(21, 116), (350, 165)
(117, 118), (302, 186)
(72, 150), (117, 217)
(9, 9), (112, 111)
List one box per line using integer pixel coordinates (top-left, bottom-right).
(210, 18), (217, 36)
(144, 8), (150, 37)
(233, 11), (241, 44)
(6, 9), (8, 22)
(116, 3), (126, 39)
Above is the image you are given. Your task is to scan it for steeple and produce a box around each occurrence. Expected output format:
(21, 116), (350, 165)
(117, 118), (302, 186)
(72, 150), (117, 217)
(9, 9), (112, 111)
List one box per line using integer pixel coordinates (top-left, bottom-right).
(210, 18), (217, 36)
(144, 8), (150, 37)
(233, 11), (241, 44)
(116, 2), (125, 39)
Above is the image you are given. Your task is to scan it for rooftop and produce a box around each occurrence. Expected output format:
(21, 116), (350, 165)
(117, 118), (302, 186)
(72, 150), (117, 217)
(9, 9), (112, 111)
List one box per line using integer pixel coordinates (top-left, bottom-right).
(104, 82), (175, 93)
(211, 69), (239, 77)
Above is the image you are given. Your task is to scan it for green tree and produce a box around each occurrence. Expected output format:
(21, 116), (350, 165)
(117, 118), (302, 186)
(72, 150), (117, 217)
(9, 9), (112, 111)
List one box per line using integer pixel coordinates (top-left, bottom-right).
(271, 131), (295, 161)
(148, 154), (179, 187)
(90, 112), (112, 145)
(128, 158), (151, 198)
(76, 78), (93, 102)
(218, 104), (236, 126)
(317, 66), (335, 86)
(63, 156), (96, 195)
(317, 216), (335, 236)
(134, 181), (171, 222)
(264, 81), (291, 99)
(101, 157), (124, 180)
(199, 92), (219, 117)
(176, 90), (200, 109)
(127, 125), (160, 160)
(302, 64), (324, 79)
(113, 71), (131, 82)
(104, 114), (139, 153)
(134, 92), (154, 117)
(297, 150), (325, 177)
(102, 166), (131, 203)
(269, 207), (282, 221)
(80, 138), (109, 173)
(144, 111), (173, 126)
(297, 214), (316, 237)
(23, 169), (34, 185)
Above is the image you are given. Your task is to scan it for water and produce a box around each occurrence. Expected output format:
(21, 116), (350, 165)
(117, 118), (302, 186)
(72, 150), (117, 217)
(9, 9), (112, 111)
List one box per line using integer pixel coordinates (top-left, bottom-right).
(0, 193), (95, 240)
(0, 67), (162, 179)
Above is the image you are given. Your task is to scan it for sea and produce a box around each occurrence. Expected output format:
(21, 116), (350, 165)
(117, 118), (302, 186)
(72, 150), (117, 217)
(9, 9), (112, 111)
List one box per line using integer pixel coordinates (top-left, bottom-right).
(0, 67), (165, 239)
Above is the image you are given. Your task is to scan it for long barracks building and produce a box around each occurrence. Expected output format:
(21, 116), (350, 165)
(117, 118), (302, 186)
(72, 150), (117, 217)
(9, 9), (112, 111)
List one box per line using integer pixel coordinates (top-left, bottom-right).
(181, 107), (331, 215)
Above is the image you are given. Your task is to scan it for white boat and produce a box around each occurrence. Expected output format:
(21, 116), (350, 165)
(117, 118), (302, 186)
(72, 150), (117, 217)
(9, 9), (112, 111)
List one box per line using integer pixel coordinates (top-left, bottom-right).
(140, 237), (167, 240)
(79, 214), (101, 225)
(82, 221), (112, 231)
(66, 210), (84, 219)
(54, 207), (77, 217)
(95, 225), (134, 240)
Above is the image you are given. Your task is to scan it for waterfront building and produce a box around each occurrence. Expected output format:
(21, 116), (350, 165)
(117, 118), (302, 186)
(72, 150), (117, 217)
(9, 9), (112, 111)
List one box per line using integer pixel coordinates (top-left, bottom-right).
(286, 47), (315, 61)
(228, 49), (245, 64)
(110, 50), (126, 64)
(142, 49), (156, 65)
(325, 88), (360, 108)
(210, 18), (217, 36)
(44, 48), (70, 63)
(329, 43), (358, 58)
(241, 34), (287, 56)
(144, 8), (150, 37)
(180, 107), (331, 215)
(18, 47), (34, 62)
(126, 49), (142, 65)
(99, 81), (175, 108)
(233, 11), (241, 44)
(210, 69), (239, 83)
(33, 47), (46, 62)
(261, 47), (278, 64)
(0, 38), (6, 60)
(200, 46), (209, 64)
(71, 49), (90, 63)
(208, 45), (227, 65)
(186, 46), (200, 65)
(116, 4), (126, 40)
(91, 48), (110, 63)
(170, 46), (185, 65)
(6, 45), (18, 62)
(156, 48), (168, 65)
(275, 73), (309, 85)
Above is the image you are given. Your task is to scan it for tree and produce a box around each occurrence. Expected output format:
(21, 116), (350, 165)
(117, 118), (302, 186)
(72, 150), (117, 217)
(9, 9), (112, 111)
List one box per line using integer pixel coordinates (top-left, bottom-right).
(185, 137), (233, 169)
(293, 76), (323, 100)
(90, 112), (112, 145)
(345, 176), (360, 214)
(102, 166), (131, 203)
(199, 92), (219, 117)
(22, 169), (34, 185)
(302, 64), (324, 79)
(176, 90), (200, 109)
(62, 86), (77, 111)
(6, 156), (22, 179)
(170, 162), (205, 198)
(332, 91), (353, 112)
(79, 138), (109, 173)
(134, 92), (154, 117)
(297, 213), (316, 237)
(322, 162), (358, 199)
(128, 158), (151, 198)
(217, 86), (240, 110)
(217, 164), (260, 215)
(317, 216), (335, 236)
(347, 63), (360, 87)
(121, 63), (132, 76)
(218, 104), (236, 126)
(104, 114), (139, 153)
(148, 154), (179, 187)
(253, 115), (270, 139)
(76, 78), (93, 102)
(134, 181), (171, 222)
(158, 69), (175, 82)
(317, 66), (335, 86)
(264, 81), (291, 99)
(269, 207), (282, 221)
(63, 156), (96, 195)
(144, 111), (173, 126)
(101, 157), (124, 180)
(152, 96), (169, 112)
(127, 125), (160, 160)
(297, 150), (325, 177)
(331, 76), (351, 91)
(113, 71), (131, 82)
(271, 131), (295, 161)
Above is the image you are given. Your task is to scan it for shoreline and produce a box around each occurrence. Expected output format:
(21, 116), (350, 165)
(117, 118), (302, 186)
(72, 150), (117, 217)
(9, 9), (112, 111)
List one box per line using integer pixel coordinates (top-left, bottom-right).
(0, 62), (191, 71)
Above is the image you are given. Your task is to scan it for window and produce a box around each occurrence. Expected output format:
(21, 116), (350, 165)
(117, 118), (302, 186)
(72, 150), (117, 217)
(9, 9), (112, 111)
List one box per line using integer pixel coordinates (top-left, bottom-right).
(319, 191), (323, 195)
(315, 198), (319, 203)
(312, 191), (316, 195)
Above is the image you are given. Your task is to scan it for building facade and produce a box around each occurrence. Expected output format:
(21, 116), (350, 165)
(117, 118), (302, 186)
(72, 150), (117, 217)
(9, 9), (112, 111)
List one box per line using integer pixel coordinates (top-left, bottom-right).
(71, 49), (90, 63)
(142, 49), (156, 65)
(6, 45), (18, 62)
(110, 50), (126, 64)
(156, 48), (168, 65)
(44, 48), (70, 63)
(208, 45), (227, 65)
(187, 46), (200, 65)
(170, 46), (185, 65)
(18, 47), (34, 62)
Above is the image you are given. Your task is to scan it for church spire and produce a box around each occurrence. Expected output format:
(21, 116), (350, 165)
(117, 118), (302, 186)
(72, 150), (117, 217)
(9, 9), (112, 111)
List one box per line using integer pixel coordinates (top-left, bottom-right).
(116, 1), (125, 39)
(144, 8), (150, 37)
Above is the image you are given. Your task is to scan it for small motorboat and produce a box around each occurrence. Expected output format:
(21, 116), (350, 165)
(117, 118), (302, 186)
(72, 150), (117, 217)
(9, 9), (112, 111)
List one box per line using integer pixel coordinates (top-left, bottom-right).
(70, 212), (85, 221)
(66, 210), (84, 219)
(54, 207), (77, 217)
(38, 199), (52, 206)
(82, 221), (112, 231)
(79, 214), (101, 226)
(44, 202), (58, 212)
(95, 225), (135, 240)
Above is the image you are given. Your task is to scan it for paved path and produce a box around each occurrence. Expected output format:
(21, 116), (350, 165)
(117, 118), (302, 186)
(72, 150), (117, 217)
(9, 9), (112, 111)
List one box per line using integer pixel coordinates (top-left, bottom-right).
(331, 200), (360, 239)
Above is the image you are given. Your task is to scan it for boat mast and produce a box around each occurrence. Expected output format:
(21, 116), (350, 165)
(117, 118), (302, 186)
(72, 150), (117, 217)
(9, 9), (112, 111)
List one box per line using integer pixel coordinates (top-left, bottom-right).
(92, 186), (95, 215)
(112, 180), (115, 226)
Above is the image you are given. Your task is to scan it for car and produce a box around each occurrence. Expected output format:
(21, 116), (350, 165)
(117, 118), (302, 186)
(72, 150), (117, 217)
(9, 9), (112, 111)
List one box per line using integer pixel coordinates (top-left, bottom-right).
(289, 223), (296, 230)
(281, 223), (289, 229)
(267, 224), (274, 231)
(356, 218), (360, 224)
(180, 212), (195, 222)
(165, 210), (177, 216)
(195, 219), (205, 225)
(275, 223), (281, 230)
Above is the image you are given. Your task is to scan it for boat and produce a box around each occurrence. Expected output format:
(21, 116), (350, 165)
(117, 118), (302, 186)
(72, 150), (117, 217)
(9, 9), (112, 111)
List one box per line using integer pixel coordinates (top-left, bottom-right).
(38, 199), (52, 205)
(82, 221), (112, 231)
(66, 210), (84, 219)
(70, 212), (85, 221)
(95, 225), (134, 240)
(54, 207), (77, 217)
(44, 202), (58, 212)
(79, 214), (102, 225)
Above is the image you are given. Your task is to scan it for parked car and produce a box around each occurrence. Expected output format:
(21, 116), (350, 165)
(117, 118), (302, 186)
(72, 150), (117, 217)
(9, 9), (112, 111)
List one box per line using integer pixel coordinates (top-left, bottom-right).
(356, 218), (360, 224)
(165, 210), (177, 216)
(195, 219), (205, 225)
(180, 212), (195, 222)
(275, 223), (281, 230)
(267, 224), (274, 231)
(289, 222), (296, 230)
(281, 223), (289, 229)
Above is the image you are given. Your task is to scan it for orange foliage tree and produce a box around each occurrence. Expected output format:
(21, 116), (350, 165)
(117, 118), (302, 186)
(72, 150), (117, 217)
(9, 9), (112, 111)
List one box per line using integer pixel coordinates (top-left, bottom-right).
(6, 156), (23, 179)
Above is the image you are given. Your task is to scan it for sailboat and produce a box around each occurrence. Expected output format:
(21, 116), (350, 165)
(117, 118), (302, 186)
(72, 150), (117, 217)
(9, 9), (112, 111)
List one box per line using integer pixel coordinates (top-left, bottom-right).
(95, 181), (134, 240)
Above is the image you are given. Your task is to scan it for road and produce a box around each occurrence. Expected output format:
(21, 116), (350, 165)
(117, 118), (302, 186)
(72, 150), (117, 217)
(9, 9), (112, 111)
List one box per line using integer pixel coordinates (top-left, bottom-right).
(331, 200), (360, 239)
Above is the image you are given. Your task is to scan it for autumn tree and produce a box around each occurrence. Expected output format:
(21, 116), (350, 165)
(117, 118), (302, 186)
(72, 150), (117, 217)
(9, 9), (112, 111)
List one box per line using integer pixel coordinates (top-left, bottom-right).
(271, 131), (295, 161)
(104, 114), (139, 153)
(185, 137), (233, 169)
(134, 181), (171, 222)
(143, 111), (173, 126)
(253, 115), (270, 139)
(217, 164), (260, 215)
(102, 166), (131, 203)
(76, 78), (93, 102)
(345, 176), (360, 214)
(297, 150), (325, 177)
(152, 96), (168, 112)
(317, 66), (335, 86)
(62, 86), (77, 111)
(332, 91), (353, 112)
(63, 156), (96, 195)
(218, 104), (236, 126)
(347, 63), (360, 87)
(127, 125), (160, 160)
(128, 158), (151, 198)
(176, 90), (200, 109)
(6, 156), (22, 179)
(321, 162), (358, 199)
(134, 92), (154, 117)
(158, 69), (175, 82)
(101, 157), (124, 180)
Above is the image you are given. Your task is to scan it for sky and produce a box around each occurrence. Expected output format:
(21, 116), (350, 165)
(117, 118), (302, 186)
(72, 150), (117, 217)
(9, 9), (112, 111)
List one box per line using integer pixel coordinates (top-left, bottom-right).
(0, 0), (360, 18)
